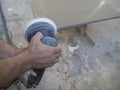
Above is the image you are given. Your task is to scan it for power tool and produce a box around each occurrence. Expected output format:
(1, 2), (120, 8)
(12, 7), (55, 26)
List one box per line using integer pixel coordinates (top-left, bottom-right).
(24, 18), (57, 88)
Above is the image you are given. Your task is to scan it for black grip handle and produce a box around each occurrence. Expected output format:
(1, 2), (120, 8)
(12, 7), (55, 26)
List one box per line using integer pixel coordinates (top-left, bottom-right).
(27, 37), (57, 88)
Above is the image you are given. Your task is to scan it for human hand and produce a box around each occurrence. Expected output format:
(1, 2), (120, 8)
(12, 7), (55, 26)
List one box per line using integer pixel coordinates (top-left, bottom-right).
(25, 32), (61, 69)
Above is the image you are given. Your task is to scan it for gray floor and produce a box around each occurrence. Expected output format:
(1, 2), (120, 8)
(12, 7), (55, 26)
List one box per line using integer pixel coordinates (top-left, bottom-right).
(1, 0), (120, 90)
(33, 19), (120, 90)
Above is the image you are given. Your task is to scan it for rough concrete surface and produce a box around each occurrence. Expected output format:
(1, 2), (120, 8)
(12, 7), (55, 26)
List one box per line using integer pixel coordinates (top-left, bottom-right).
(31, 19), (120, 90)
(0, 0), (120, 90)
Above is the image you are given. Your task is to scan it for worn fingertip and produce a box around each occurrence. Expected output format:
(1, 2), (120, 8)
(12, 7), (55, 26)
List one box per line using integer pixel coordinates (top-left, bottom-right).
(32, 32), (43, 41)
(36, 32), (43, 38)
(55, 47), (62, 53)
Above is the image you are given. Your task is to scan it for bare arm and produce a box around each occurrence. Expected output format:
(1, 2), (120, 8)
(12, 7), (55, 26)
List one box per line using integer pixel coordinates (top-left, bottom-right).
(0, 32), (61, 89)
(0, 39), (26, 88)
(0, 39), (25, 59)
(0, 52), (31, 88)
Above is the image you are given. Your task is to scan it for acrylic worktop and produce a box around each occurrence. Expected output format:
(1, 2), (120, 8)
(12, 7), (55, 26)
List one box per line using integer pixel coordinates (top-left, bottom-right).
(31, 0), (120, 29)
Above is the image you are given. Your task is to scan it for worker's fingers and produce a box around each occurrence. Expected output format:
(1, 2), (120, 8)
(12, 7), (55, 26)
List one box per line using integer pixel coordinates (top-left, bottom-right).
(35, 62), (57, 69)
(32, 32), (43, 42)
(55, 53), (61, 59)
(53, 57), (60, 63)
(53, 47), (62, 54)
(50, 54), (61, 64)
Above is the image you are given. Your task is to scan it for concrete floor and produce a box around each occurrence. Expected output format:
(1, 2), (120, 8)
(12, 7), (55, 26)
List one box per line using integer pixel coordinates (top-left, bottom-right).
(1, 0), (120, 90)
(32, 19), (120, 90)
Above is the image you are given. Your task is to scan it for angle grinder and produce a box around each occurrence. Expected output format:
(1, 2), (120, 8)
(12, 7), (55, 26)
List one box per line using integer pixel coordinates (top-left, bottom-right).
(24, 18), (57, 88)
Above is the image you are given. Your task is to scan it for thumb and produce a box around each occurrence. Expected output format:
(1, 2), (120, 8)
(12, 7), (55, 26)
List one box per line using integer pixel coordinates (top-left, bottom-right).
(32, 32), (43, 42)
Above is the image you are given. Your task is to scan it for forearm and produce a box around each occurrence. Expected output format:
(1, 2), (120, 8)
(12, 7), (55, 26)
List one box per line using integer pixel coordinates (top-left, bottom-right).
(0, 39), (26, 58)
(0, 51), (31, 89)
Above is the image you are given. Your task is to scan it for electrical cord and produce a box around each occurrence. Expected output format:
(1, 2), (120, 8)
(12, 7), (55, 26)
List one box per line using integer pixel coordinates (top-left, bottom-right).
(0, 1), (27, 89)
(0, 1), (16, 47)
